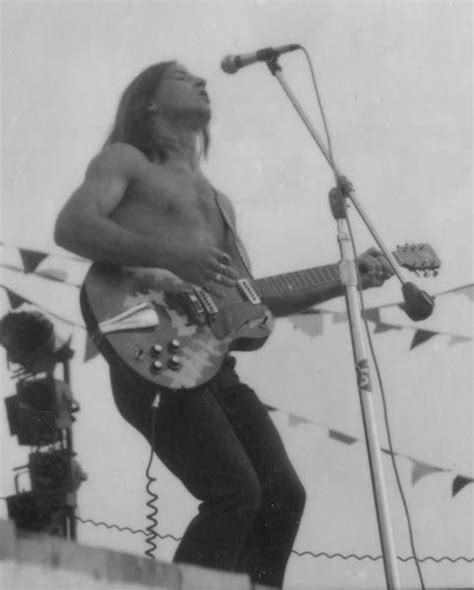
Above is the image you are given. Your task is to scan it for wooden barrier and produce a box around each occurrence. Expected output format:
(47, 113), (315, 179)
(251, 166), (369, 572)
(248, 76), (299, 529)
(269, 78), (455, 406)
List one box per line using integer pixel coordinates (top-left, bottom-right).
(0, 519), (275, 590)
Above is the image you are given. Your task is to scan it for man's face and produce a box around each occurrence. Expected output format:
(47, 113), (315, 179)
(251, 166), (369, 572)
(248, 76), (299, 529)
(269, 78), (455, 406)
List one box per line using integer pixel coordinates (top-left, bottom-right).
(152, 63), (211, 128)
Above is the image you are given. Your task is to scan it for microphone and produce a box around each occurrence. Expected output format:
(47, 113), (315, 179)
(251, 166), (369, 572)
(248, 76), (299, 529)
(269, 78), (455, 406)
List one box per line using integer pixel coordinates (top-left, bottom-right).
(221, 44), (301, 74)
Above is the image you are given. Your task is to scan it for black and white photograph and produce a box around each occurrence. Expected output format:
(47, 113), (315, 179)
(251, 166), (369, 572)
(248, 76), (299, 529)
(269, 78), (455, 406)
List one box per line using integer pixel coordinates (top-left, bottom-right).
(0, 1), (472, 589)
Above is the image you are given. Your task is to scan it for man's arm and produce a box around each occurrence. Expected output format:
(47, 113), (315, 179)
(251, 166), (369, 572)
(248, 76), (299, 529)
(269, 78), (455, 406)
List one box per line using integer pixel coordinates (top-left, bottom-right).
(54, 143), (169, 267)
(55, 144), (238, 287)
(262, 248), (394, 317)
(262, 282), (344, 317)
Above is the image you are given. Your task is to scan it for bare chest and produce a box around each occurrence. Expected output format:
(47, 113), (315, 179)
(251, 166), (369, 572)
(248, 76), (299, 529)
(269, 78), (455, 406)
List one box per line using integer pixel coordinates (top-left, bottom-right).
(116, 162), (229, 244)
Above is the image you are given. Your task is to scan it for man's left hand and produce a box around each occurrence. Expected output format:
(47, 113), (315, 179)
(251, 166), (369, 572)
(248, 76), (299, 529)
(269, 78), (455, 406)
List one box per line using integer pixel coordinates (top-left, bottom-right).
(357, 247), (394, 289)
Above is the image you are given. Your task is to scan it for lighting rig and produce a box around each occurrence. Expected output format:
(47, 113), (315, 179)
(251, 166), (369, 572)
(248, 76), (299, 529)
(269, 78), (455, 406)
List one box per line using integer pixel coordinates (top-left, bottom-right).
(0, 310), (86, 539)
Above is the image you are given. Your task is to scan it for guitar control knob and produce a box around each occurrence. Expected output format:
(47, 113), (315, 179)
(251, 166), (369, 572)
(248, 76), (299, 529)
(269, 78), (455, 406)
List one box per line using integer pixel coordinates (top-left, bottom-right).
(150, 344), (163, 356)
(169, 339), (180, 351)
(168, 355), (181, 370)
(150, 360), (163, 373)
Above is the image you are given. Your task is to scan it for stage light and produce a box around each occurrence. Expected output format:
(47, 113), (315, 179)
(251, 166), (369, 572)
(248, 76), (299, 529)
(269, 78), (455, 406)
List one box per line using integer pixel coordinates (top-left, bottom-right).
(6, 492), (72, 536)
(6, 454), (86, 536)
(0, 310), (73, 374)
(29, 451), (87, 495)
(4, 378), (79, 446)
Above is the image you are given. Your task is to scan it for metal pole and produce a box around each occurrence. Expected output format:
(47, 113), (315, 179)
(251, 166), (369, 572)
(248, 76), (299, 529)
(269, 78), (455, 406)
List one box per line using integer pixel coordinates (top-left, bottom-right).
(63, 358), (77, 541)
(266, 57), (402, 589)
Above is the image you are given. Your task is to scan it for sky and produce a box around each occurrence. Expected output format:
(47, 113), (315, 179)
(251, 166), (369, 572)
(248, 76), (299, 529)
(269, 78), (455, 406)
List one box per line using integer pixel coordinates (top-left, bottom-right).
(1, 1), (473, 588)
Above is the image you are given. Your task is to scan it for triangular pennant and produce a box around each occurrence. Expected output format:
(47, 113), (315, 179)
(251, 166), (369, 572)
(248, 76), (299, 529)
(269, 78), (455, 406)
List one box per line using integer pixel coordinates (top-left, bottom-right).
(449, 335), (472, 346)
(332, 312), (348, 324)
(289, 313), (324, 337)
(264, 404), (278, 413)
(19, 249), (48, 273)
(5, 288), (30, 309)
(288, 413), (311, 427)
(329, 429), (358, 445)
(456, 285), (474, 302)
(36, 268), (69, 283)
(411, 459), (445, 486)
(410, 329), (438, 350)
(83, 336), (100, 362)
(452, 475), (474, 497)
(364, 308), (381, 324)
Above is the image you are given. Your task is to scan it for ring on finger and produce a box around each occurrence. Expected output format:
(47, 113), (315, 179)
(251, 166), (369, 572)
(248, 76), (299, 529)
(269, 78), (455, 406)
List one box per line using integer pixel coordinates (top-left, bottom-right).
(214, 272), (223, 283)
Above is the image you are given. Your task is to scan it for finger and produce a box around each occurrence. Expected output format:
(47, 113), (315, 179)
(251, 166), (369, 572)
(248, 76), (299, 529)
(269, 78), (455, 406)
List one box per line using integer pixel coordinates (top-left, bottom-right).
(211, 259), (239, 280)
(379, 257), (394, 278)
(364, 247), (380, 258)
(218, 252), (232, 265)
(204, 269), (237, 287)
(202, 282), (224, 298)
(365, 249), (395, 278)
(211, 249), (232, 265)
(215, 274), (238, 288)
(358, 255), (377, 274)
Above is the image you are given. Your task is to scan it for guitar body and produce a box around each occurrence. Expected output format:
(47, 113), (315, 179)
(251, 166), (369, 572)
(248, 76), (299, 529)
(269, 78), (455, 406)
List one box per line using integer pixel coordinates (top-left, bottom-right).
(80, 263), (274, 391)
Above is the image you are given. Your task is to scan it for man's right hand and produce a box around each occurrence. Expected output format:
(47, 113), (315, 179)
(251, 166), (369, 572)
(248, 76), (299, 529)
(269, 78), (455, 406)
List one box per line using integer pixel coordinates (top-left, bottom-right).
(172, 241), (239, 291)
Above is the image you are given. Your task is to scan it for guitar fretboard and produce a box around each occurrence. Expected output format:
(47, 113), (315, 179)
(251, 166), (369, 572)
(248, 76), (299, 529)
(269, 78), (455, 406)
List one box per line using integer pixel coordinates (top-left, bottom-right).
(251, 264), (341, 298)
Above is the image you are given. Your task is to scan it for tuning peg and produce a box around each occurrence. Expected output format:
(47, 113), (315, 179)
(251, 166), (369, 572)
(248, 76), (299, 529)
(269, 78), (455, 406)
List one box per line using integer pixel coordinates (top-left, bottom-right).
(423, 270), (430, 278)
(433, 270), (439, 277)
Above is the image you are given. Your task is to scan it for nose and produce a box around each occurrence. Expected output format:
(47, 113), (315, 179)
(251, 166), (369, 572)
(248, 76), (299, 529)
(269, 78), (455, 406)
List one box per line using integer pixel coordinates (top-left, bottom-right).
(194, 76), (206, 89)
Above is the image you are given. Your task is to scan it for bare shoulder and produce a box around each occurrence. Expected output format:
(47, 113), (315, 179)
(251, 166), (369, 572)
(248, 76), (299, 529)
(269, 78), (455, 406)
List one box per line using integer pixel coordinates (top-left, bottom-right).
(85, 143), (149, 181)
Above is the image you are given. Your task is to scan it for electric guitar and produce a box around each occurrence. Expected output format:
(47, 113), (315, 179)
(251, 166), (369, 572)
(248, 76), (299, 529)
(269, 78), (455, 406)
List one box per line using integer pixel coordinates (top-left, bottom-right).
(80, 243), (440, 391)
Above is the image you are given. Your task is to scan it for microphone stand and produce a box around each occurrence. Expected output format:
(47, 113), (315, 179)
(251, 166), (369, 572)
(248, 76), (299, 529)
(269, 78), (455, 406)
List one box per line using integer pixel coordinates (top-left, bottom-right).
(261, 53), (427, 590)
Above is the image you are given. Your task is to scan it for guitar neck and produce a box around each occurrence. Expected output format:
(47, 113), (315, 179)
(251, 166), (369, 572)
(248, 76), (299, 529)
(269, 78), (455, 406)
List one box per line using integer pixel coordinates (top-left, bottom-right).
(251, 263), (341, 299)
(251, 244), (414, 299)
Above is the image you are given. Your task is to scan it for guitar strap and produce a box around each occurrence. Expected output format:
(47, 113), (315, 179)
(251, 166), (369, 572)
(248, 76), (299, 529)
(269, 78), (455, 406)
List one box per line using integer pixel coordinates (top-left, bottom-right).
(212, 188), (254, 278)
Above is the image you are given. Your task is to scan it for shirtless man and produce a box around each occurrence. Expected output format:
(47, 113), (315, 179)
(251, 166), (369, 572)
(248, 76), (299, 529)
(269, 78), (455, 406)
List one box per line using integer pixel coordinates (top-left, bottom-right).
(55, 61), (392, 588)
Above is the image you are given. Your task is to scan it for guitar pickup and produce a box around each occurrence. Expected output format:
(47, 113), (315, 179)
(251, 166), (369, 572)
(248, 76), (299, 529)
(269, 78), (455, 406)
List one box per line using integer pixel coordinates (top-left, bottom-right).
(237, 279), (261, 304)
(194, 287), (218, 319)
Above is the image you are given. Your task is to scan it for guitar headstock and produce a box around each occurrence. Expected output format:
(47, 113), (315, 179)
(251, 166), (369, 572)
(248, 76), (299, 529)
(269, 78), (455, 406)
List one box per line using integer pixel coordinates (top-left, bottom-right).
(393, 243), (441, 277)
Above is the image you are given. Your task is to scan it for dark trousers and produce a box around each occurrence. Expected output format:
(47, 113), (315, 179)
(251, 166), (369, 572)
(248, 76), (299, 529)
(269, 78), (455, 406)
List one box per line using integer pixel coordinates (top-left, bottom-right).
(110, 356), (306, 588)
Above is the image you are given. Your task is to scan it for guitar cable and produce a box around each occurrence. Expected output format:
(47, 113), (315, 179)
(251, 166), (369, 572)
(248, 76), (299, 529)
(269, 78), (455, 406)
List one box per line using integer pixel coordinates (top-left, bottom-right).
(144, 392), (161, 559)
